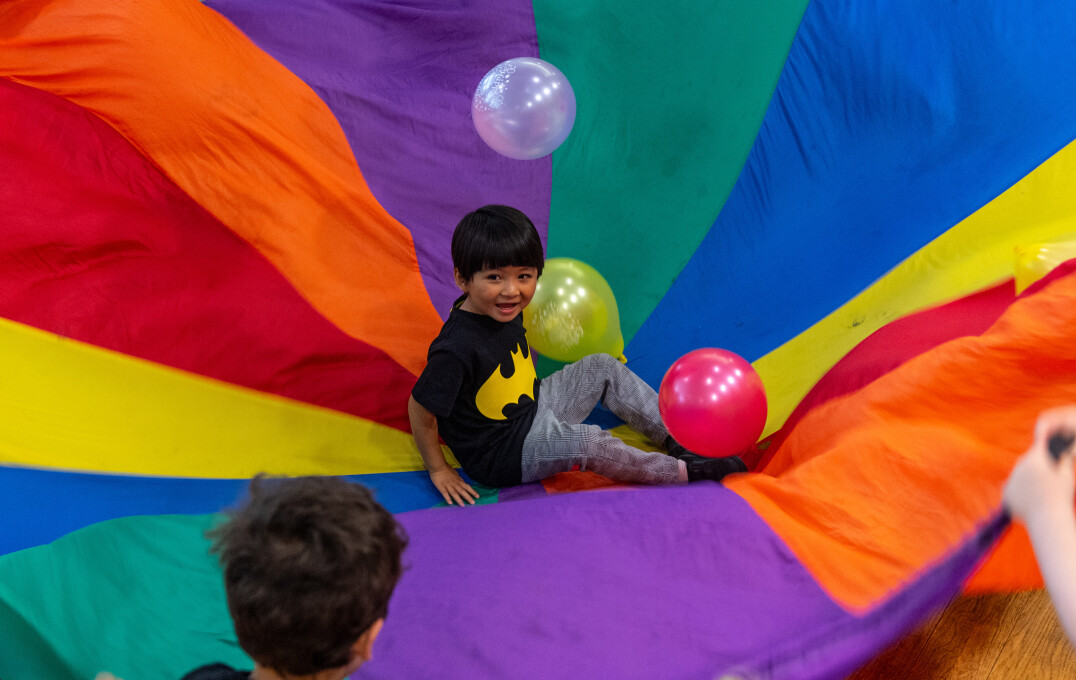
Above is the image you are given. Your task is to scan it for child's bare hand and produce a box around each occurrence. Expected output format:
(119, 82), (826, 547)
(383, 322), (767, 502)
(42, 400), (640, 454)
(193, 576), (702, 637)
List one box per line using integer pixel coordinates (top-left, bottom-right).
(1004, 406), (1076, 525)
(430, 468), (480, 506)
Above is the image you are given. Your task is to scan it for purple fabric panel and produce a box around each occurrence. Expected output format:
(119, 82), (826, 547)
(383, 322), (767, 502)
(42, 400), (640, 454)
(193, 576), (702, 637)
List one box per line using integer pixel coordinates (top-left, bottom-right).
(496, 480), (549, 503)
(365, 484), (851, 679)
(205, 0), (551, 318)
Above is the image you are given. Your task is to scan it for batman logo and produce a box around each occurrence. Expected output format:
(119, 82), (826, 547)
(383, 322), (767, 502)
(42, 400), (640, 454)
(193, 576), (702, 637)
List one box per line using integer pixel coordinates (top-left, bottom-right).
(475, 343), (537, 420)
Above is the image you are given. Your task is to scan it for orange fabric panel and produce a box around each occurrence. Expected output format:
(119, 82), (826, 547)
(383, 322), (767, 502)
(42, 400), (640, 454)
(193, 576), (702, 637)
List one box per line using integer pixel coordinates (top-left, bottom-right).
(0, 0), (440, 375)
(727, 269), (1076, 611)
(964, 524), (1041, 593)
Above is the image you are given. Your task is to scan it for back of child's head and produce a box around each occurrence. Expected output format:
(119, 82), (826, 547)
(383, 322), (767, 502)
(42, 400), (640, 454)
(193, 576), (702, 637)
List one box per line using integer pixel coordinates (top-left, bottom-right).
(451, 205), (545, 282)
(209, 475), (407, 676)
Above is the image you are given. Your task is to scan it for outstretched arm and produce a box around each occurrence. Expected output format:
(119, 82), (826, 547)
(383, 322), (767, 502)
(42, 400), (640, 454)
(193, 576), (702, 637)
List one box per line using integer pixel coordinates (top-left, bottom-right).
(408, 395), (479, 506)
(1004, 406), (1076, 645)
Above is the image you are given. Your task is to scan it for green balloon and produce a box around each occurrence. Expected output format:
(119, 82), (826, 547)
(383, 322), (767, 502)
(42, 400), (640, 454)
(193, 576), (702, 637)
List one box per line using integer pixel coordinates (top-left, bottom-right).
(524, 258), (625, 363)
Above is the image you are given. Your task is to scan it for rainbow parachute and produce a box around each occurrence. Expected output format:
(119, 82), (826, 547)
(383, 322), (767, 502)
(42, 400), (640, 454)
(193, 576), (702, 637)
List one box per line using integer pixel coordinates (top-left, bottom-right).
(3, 1), (1076, 678)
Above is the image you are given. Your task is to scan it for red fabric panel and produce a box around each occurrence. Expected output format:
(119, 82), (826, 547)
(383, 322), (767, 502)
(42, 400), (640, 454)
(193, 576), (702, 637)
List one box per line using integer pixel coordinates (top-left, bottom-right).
(751, 280), (1016, 472)
(0, 0), (443, 376)
(0, 78), (413, 431)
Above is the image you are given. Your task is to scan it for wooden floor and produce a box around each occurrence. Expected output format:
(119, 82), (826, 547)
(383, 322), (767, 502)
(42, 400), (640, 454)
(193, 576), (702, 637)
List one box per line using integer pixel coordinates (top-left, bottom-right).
(849, 590), (1076, 679)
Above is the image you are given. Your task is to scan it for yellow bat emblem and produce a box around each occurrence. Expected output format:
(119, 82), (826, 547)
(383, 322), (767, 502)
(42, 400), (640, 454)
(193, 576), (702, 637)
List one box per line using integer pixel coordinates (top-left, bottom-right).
(475, 343), (537, 420)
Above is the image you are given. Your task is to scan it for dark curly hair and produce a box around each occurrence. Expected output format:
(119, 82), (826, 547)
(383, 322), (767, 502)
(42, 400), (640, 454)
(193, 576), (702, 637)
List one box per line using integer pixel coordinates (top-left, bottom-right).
(451, 204), (545, 282)
(209, 475), (407, 675)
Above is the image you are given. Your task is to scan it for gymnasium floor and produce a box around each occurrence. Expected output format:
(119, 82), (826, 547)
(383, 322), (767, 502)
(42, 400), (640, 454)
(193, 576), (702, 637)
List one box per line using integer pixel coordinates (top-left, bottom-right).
(850, 590), (1076, 679)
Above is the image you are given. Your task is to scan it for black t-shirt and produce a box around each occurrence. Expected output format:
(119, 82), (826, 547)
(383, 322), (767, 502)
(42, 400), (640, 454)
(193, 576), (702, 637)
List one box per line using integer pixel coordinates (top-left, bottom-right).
(412, 303), (540, 486)
(180, 663), (250, 680)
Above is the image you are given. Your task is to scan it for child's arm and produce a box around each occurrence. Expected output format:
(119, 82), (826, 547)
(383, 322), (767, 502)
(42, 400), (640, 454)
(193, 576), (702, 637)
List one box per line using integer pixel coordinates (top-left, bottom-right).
(1003, 406), (1076, 645)
(408, 395), (479, 506)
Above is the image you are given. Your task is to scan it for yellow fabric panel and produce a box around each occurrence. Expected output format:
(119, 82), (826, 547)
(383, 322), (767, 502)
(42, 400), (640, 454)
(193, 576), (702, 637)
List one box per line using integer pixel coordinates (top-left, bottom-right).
(1014, 237), (1076, 293)
(0, 318), (454, 477)
(755, 139), (1076, 437)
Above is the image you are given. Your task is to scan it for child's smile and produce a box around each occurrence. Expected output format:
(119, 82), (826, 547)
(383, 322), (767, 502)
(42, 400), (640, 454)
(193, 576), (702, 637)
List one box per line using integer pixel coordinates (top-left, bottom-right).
(456, 266), (539, 322)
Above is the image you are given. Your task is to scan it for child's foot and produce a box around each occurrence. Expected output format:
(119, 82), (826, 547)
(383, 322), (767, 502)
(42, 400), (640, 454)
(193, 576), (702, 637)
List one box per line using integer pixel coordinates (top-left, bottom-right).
(683, 453), (748, 482)
(664, 436), (698, 461)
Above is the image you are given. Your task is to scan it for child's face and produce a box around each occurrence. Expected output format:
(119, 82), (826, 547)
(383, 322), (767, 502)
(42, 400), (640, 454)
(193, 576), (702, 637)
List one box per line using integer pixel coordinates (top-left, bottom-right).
(455, 265), (539, 323)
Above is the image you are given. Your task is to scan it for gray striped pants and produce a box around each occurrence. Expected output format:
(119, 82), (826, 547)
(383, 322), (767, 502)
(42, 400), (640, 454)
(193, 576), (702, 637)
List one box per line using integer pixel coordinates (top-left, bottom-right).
(520, 353), (685, 485)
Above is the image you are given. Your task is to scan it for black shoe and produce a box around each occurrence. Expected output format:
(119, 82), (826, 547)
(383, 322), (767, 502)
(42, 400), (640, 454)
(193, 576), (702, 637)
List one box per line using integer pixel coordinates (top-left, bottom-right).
(684, 454), (747, 482)
(664, 436), (698, 461)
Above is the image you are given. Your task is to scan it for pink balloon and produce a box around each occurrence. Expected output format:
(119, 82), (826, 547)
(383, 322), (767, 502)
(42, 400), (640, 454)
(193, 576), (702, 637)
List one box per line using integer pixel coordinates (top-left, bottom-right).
(658, 348), (767, 458)
(472, 57), (576, 160)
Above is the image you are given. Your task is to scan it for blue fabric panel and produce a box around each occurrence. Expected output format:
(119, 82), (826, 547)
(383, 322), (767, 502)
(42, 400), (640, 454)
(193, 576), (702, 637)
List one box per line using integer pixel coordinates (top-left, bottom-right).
(628, 0), (1076, 386)
(0, 466), (444, 556)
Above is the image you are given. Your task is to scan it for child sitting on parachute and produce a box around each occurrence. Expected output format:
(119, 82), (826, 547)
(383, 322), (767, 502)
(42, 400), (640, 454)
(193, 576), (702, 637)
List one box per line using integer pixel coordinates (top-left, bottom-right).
(408, 204), (746, 506)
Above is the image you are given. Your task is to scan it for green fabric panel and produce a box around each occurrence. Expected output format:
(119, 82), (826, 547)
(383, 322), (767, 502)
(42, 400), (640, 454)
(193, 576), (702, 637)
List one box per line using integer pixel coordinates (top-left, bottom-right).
(0, 514), (248, 680)
(535, 352), (568, 379)
(533, 0), (809, 345)
(0, 596), (73, 679)
(433, 480), (503, 507)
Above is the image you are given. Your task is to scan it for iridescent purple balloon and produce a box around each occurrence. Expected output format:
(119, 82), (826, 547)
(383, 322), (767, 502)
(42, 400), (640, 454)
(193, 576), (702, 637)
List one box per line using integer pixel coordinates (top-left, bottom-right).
(472, 57), (577, 160)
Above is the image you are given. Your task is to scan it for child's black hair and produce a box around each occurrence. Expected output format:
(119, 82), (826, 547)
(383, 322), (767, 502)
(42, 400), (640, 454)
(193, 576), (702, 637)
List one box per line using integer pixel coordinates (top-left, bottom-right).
(451, 205), (545, 282)
(209, 475), (407, 676)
